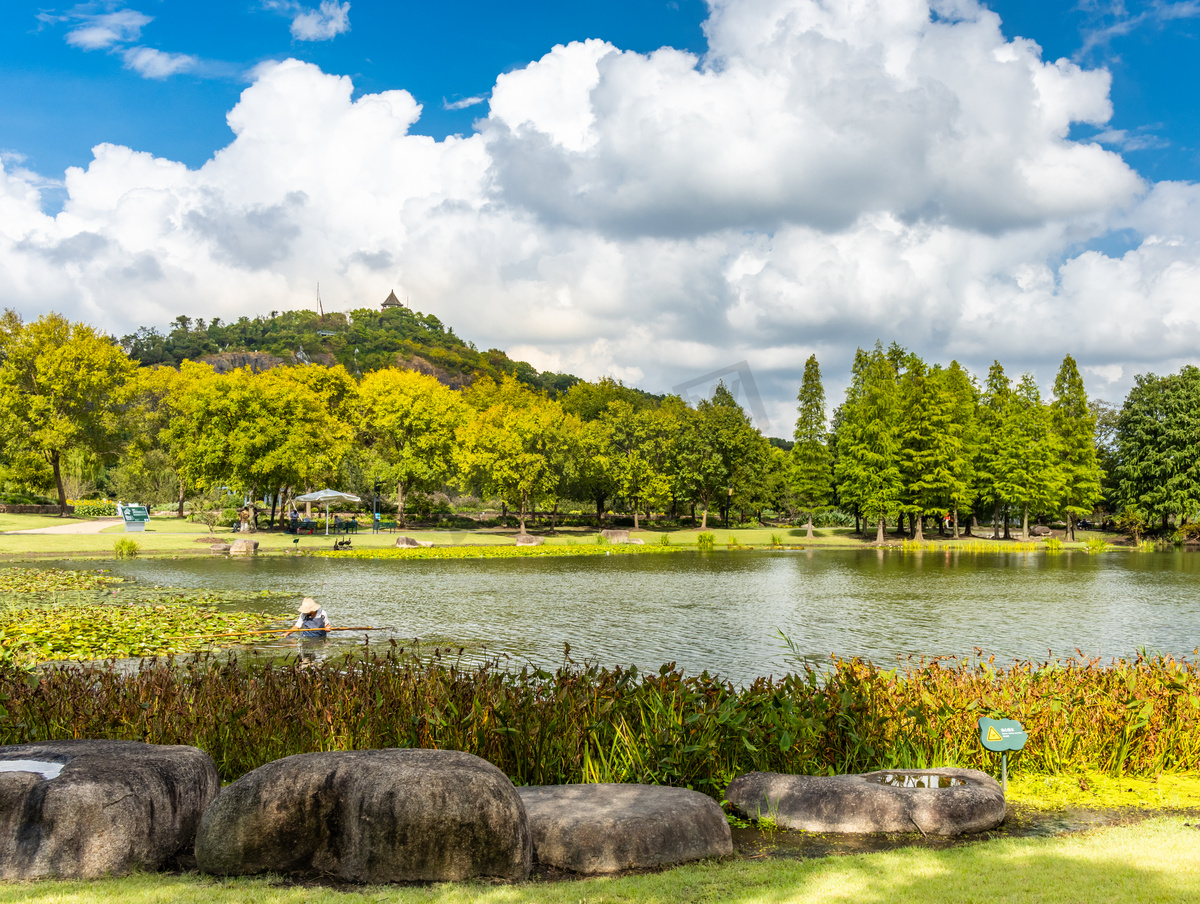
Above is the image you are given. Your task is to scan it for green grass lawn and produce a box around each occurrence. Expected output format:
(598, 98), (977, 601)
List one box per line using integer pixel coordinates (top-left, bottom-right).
(1, 816), (1194, 904)
(0, 512), (92, 533)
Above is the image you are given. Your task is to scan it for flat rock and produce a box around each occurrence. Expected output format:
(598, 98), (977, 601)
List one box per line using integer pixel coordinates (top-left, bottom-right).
(229, 539), (259, 555)
(395, 535), (433, 548)
(195, 748), (530, 883)
(0, 740), (219, 879)
(517, 784), (732, 874)
(209, 543), (231, 554)
(725, 769), (1004, 836)
(515, 534), (543, 546)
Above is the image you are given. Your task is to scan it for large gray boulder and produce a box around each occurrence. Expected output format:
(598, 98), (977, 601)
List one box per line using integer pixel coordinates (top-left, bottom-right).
(395, 535), (433, 548)
(229, 538), (259, 555)
(725, 768), (1004, 836)
(515, 534), (543, 546)
(0, 740), (219, 879)
(195, 749), (530, 883)
(517, 784), (732, 874)
(600, 529), (630, 543)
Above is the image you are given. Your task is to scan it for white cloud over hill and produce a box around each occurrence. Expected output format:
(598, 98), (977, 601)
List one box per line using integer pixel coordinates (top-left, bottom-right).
(4, 0), (1199, 427)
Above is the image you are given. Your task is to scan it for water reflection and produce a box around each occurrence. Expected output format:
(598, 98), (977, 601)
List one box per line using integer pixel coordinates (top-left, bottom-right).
(64, 548), (1200, 685)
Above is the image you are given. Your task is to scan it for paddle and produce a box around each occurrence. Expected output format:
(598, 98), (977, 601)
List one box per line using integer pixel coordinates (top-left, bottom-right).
(170, 626), (389, 640)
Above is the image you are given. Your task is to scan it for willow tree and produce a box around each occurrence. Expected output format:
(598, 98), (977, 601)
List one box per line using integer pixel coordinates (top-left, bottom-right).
(0, 312), (137, 514)
(791, 354), (832, 539)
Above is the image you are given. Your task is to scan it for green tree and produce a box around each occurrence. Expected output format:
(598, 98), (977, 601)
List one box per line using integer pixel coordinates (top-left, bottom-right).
(999, 374), (1063, 540)
(0, 313), (137, 513)
(358, 368), (468, 526)
(1049, 355), (1104, 540)
(791, 354), (832, 539)
(160, 364), (352, 516)
(975, 362), (1015, 539)
(456, 396), (573, 534)
(1115, 366), (1200, 530)
(676, 384), (757, 529)
(835, 344), (903, 543)
(602, 400), (671, 530)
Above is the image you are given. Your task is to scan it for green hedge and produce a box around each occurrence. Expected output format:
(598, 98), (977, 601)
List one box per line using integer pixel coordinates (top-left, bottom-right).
(72, 501), (117, 517)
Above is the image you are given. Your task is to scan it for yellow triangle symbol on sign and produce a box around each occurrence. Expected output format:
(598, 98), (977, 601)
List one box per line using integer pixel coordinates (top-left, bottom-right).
(987, 727), (1003, 742)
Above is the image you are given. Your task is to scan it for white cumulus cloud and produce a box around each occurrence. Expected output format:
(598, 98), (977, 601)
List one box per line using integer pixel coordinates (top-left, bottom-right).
(63, 9), (151, 50)
(4, 0), (1199, 421)
(290, 1), (351, 41)
(122, 46), (198, 79)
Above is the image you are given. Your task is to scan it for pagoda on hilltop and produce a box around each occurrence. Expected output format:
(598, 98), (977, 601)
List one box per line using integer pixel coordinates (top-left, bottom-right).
(382, 289), (404, 310)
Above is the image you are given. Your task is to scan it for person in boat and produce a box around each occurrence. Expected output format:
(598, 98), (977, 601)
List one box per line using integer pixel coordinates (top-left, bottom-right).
(288, 598), (331, 639)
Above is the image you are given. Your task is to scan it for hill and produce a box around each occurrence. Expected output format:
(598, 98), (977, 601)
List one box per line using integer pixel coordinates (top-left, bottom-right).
(120, 303), (581, 396)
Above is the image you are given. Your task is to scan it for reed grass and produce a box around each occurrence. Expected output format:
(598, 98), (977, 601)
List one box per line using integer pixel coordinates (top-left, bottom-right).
(1, 648), (1196, 794)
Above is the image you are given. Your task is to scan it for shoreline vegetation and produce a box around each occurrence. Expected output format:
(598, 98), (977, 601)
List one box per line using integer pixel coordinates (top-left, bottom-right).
(3, 645), (1197, 792)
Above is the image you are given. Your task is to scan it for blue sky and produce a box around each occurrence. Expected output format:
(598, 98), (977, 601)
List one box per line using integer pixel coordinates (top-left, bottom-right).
(3, 1), (1197, 183)
(2, 1), (1199, 424)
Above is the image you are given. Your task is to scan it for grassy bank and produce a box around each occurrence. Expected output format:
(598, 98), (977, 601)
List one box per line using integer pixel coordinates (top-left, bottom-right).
(1, 817), (1196, 904)
(3, 648), (1197, 794)
(0, 511), (1129, 559)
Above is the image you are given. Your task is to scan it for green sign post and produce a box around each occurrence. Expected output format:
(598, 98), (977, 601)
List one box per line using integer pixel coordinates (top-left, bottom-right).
(978, 717), (1027, 794)
(119, 504), (151, 533)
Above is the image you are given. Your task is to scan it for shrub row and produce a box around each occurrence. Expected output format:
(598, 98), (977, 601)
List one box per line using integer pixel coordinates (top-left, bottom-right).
(1, 650), (1196, 797)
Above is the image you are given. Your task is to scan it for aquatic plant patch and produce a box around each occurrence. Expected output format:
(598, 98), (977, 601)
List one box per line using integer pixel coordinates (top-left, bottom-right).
(0, 567), (127, 594)
(311, 543), (686, 560)
(0, 603), (278, 666)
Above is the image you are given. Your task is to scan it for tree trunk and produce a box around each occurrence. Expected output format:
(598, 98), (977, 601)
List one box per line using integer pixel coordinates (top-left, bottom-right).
(501, 502), (508, 528)
(177, 480), (186, 518)
(50, 450), (66, 516)
(1003, 505), (1012, 540)
(914, 514), (924, 543)
(596, 495), (605, 527)
(633, 502), (640, 531)
(1021, 503), (1029, 541)
(855, 510), (861, 534)
(1068, 512), (1075, 542)
(700, 505), (708, 530)
(397, 481), (407, 527)
(969, 514), (977, 537)
(875, 517), (885, 544)
(806, 512), (814, 540)
(268, 488), (279, 530)
(993, 502), (1000, 540)
(551, 501), (558, 531)
(953, 507), (960, 540)
(518, 494), (528, 535)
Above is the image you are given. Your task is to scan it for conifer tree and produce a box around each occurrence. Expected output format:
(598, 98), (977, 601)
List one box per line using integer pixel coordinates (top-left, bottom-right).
(898, 361), (976, 541)
(941, 361), (979, 538)
(975, 362), (1014, 539)
(791, 354), (832, 539)
(999, 374), (1063, 540)
(834, 344), (903, 543)
(1049, 355), (1104, 540)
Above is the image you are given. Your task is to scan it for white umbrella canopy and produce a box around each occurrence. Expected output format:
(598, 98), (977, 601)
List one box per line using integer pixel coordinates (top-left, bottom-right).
(294, 489), (361, 535)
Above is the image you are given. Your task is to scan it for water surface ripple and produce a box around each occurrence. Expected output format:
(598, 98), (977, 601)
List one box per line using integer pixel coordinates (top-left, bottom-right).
(94, 549), (1199, 684)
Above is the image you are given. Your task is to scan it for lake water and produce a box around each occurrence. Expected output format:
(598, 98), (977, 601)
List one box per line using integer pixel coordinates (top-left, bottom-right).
(81, 548), (1200, 685)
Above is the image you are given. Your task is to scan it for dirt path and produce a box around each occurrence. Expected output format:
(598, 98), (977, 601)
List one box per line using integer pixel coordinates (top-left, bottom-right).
(2, 518), (122, 535)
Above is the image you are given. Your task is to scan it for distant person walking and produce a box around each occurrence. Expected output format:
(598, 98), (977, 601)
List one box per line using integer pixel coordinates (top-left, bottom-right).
(288, 598), (331, 639)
